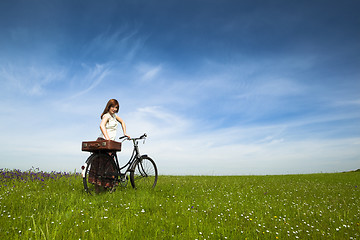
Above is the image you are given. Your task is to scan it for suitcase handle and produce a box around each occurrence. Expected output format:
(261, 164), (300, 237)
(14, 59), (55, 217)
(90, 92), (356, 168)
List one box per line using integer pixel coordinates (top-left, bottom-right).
(90, 143), (100, 148)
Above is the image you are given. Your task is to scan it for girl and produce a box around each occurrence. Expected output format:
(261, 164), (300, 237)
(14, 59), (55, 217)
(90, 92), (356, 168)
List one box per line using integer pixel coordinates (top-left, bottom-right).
(98, 99), (130, 141)
(89, 99), (130, 193)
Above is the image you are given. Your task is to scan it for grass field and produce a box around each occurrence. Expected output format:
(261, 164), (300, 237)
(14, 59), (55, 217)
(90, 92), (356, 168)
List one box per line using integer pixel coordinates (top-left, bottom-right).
(0, 168), (359, 239)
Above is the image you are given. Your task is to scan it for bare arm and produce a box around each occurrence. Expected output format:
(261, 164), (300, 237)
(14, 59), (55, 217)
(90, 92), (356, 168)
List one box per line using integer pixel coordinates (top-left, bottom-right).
(100, 114), (111, 140)
(116, 115), (130, 138)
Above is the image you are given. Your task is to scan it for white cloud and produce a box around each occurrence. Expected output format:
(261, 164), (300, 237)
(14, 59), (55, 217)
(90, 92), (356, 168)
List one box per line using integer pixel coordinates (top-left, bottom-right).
(0, 63), (66, 96)
(139, 120), (360, 175)
(253, 78), (304, 97)
(125, 106), (190, 138)
(82, 27), (146, 63)
(333, 98), (360, 106)
(1, 55), (359, 175)
(119, 105), (360, 175)
(67, 63), (112, 99)
(137, 64), (162, 82)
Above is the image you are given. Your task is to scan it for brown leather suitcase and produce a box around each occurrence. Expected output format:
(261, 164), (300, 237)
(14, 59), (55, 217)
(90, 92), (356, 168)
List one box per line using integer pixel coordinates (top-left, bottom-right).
(82, 140), (122, 152)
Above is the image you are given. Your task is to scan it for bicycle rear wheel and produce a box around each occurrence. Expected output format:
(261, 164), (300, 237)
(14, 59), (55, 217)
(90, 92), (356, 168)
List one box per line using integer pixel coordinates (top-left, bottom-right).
(130, 156), (158, 189)
(83, 153), (118, 193)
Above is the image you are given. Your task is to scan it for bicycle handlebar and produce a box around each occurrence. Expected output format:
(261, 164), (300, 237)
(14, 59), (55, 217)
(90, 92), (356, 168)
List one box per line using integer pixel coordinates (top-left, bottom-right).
(119, 133), (147, 141)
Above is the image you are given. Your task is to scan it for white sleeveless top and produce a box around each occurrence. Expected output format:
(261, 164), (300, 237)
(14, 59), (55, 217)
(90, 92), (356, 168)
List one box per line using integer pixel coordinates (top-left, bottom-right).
(99, 113), (118, 140)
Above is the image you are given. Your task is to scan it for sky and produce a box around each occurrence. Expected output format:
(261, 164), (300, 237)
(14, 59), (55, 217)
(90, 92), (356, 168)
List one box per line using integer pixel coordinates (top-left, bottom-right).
(0, 0), (359, 175)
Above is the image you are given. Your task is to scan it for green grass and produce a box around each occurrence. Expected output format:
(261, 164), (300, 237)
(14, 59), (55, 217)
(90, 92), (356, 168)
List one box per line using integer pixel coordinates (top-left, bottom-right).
(1, 169), (359, 239)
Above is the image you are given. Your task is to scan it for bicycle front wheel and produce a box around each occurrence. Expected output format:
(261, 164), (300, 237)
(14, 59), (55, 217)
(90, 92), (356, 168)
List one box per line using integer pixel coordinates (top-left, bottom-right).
(83, 153), (118, 194)
(130, 156), (158, 189)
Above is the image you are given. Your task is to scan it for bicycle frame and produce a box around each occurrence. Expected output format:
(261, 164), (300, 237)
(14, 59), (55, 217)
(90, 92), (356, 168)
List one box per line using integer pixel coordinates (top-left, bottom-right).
(83, 137), (144, 178)
(114, 138), (143, 175)
(82, 133), (157, 192)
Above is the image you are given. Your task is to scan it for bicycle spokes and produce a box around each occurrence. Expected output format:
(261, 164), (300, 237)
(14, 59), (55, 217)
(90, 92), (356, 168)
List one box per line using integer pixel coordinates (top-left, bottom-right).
(130, 156), (158, 189)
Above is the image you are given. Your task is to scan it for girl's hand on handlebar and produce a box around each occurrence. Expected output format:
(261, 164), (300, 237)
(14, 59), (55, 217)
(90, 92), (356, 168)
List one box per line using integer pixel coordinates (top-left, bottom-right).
(119, 135), (130, 141)
(119, 133), (146, 141)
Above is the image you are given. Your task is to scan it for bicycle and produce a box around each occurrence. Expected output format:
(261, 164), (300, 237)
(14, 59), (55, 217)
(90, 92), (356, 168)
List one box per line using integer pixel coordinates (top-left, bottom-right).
(81, 133), (158, 194)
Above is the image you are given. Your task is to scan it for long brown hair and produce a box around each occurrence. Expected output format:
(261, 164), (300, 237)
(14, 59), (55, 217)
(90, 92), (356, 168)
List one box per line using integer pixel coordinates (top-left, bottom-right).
(101, 99), (119, 119)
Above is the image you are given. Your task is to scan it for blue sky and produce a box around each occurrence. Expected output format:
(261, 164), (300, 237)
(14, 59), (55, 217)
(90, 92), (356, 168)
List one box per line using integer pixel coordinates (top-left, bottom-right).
(0, 0), (359, 175)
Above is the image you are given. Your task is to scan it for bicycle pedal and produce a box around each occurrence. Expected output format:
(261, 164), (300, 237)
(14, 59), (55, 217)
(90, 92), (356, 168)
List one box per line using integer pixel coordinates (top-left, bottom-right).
(120, 177), (127, 182)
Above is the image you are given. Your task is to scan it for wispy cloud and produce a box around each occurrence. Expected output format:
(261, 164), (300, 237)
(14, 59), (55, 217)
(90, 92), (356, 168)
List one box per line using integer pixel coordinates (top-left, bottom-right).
(82, 26), (146, 63)
(125, 105), (360, 175)
(137, 63), (162, 82)
(333, 98), (360, 107)
(126, 105), (189, 137)
(68, 63), (112, 99)
(0, 63), (66, 96)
